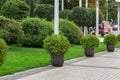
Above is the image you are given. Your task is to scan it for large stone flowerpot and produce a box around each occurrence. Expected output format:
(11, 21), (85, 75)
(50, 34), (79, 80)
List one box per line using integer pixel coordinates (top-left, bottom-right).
(107, 44), (114, 52)
(84, 48), (94, 57)
(51, 54), (64, 67)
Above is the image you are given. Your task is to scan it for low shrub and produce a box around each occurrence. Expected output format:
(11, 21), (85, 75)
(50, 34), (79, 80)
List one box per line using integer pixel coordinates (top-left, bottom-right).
(34, 4), (54, 21)
(1, 0), (30, 20)
(0, 38), (8, 66)
(43, 34), (70, 55)
(117, 34), (120, 42)
(18, 17), (53, 47)
(80, 34), (99, 48)
(59, 19), (80, 44)
(0, 16), (24, 44)
(104, 34), (118, 45)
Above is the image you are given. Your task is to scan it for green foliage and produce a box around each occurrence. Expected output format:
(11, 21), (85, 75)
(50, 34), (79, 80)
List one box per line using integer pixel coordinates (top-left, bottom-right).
(59, 9), (72, 19)
(1, 0), (30, 20)
(44, 34), (70, 55)
(70, 7), (104, 27)
(117, 34), (120, 42)
(70, 7), (89, 27)
(18, 17), (53, 48)
(59, 19), (81, 44)
(23, 0), (40, 17)
(34, 4), (54, 21)
(89, 8), (103, 27)
(0, 38), (8, 66)
(108, 2), (117, 22)
(80, 34), (99, 48)
(104, 34), (118, 45)
(99, 0), (106, 18)
(0, 16), (24, 44)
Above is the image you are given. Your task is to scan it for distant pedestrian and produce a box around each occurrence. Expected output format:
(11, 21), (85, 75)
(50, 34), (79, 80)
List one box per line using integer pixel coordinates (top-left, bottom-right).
(109, 19), (113, 25)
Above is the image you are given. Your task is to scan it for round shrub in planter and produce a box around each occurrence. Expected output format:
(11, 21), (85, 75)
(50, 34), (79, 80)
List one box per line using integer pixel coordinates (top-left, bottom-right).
(0, 38), (8, 66)
(59, 19), (81, 44)
(80, 34), (99, 57)
(44, 34), (70, 67)
(0, 16), (24, 45)
(1, 0), (30, 20)
(104, 34), (118, 52)
(18, 18), (53, 48)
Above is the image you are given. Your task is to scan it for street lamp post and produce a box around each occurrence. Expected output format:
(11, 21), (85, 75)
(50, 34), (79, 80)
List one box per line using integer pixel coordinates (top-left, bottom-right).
(96, 0), (99, 37)
(79, 0), (82, 7)
(54, 0), (59, 34)
(61, 0), (64, 10)
(86, 0), (88, 8)
(115, 0), (120, 34)
(106, 0), (108, 21)
(84, 0), (88, 35)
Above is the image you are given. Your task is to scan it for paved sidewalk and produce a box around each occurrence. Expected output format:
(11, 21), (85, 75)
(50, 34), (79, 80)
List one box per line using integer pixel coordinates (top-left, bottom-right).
(1, 48), (120, 80)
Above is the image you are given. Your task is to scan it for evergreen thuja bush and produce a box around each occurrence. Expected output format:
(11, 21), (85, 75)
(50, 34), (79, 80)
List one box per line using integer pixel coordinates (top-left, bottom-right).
(34, 4), (54, 21)
(0, 38), (8, 66)
(59, 19), (81, 44)
(43, 34), (70, 55)
(0, 16), (24, 45)
(1, 0), (30, 20)
(18, 17), (53, 48)
(80, 34), (99, 48)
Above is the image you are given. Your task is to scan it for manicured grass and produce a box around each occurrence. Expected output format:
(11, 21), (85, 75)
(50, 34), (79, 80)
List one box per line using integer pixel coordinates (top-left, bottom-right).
(0, 43), (120, 76)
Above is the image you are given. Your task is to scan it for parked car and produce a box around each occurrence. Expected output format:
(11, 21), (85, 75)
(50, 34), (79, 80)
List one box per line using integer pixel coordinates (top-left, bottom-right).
(112, 24), (118, 31)
(90, 21), (112, 36)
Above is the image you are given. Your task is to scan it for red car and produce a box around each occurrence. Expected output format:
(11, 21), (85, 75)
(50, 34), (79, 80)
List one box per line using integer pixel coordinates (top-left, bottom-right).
(90, 21), (112, 36)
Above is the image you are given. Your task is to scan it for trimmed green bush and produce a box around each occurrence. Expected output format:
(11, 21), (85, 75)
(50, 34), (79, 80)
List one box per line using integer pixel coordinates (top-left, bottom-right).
(70, 7), (104, 27)
(0, 38), (8, 66)
(0, 16), (24, 44)
(34, 4), (54, 21)
(117, 34), (120, 42)
(104, 34), (118, 45)
(18, 17), (53, 47)
(80, 34), (99, 48)
(1, 0), (30, 20)
(43, 34), (70, 55)
(59, 19), (81, 44)
(59, 9), (72, 19)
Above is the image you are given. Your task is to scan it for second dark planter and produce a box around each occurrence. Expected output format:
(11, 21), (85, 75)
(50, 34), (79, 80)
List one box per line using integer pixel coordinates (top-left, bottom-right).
(107, 44), (114, 52)
(51, 54), (64, 67)
(84, 48), (94, 57)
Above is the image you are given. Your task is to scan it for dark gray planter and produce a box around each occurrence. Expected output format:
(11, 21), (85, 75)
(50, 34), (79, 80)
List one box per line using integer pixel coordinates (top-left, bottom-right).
(51, 54), (64, 67)
(107, 44), (114, 52)
(84, 48), (94, 57)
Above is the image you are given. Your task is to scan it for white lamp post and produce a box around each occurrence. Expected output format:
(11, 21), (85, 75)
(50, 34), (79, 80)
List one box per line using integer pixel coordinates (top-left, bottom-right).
(61, 0), (64, 10)
(106, 0), (108, 21)
(115, 0), (120, 34)
(96, 0), (99, 37)
(54, 0), (59, 34)
(84, 0), (88, 35)
(86, 0), (88, 8)
(79, 0), (82, 7)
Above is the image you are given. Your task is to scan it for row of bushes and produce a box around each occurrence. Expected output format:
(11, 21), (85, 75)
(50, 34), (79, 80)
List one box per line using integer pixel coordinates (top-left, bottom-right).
(0, 16), (81, 47)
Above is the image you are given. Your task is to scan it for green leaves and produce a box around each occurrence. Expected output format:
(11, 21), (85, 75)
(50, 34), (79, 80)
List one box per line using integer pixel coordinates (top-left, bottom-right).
(80, 34), (99, 48)
(34, 4), (54, 21)
(104, 34), (118, 45)
(18, 17), (53, 48)
(59, 19), (80, 44)
(1, 0), (30, 20)
(44, 34), (70, 55)
(0, 38), (8, 66)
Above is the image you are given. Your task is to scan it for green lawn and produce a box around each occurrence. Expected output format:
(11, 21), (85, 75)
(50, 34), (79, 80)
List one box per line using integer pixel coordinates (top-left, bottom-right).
(0, 43), (120, 76)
